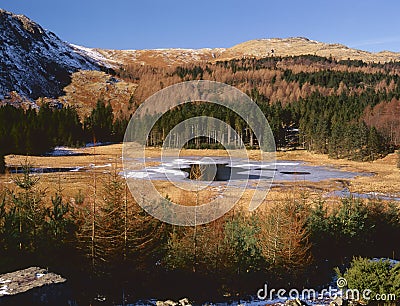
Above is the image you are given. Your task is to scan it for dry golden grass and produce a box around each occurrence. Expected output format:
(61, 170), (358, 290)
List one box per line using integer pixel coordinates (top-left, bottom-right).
(1, 145), (399, 207)
(2, 144), (124, 202)
(6, 143), (121, 168)
(144, 147), (229, 158)
(152, 180), (219, 206)
(97, 48), (225, 68)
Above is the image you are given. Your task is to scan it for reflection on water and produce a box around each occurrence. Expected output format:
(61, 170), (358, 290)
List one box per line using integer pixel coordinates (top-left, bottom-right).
(7, 166), (79, 174)
(123, 157), (365, 184)
(180, 163), (273, 181)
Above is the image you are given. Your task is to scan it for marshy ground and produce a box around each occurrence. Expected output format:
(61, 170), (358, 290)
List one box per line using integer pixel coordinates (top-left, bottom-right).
(1, 144), (399, 207)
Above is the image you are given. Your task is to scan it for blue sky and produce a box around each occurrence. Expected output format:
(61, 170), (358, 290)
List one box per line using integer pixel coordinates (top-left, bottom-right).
(2, 0), (400, 52)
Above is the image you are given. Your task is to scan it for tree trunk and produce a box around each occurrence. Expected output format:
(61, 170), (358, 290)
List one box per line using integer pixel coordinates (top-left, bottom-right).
(0, 154), (5, 174)
(91, 145), (97, 270)
(123, 184), (128, 261)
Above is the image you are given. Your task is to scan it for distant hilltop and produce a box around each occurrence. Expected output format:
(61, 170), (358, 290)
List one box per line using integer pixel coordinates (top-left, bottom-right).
(82, 36), (400, 68)
(224, 37), (400, 62)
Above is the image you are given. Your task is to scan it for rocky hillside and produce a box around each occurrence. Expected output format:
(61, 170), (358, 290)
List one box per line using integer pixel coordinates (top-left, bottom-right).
(0, 9), (104, 102)
(91, 46), (225, 67)
(52, 70), (137, 119)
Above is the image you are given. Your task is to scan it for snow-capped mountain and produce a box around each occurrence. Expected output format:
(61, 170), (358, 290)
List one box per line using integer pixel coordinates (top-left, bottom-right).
(0, 9), (105, 101)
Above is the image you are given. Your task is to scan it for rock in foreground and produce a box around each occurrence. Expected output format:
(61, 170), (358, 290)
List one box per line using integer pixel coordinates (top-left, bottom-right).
(0, 267), (67, 305)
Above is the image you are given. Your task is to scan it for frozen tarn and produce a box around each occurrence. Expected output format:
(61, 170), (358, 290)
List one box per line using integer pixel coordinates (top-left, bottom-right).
(8, 166), (81, 174)
(152, 167), (188, 176)
(274, 162), (301, 166)
(124, 171), (152, 179)
(123, 157), (368, 185)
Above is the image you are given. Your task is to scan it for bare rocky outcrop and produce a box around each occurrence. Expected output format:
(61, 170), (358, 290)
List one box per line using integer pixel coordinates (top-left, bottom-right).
(0, 266), (65, 297)
(0, 267), (69, 305)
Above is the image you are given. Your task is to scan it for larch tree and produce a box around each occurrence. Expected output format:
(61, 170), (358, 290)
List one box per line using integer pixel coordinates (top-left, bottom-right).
(10, 162), (46, 252)
(259, 199), (311, 273)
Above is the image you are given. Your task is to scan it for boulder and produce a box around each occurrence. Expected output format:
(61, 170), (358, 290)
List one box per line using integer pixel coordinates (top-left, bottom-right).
(0, 267), (70, 305)
(156, 298), (192, 306)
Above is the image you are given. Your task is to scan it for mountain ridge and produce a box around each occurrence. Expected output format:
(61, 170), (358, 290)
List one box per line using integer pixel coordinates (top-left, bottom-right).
(76, 36), (400, 68)
(2, 8), (400, 109)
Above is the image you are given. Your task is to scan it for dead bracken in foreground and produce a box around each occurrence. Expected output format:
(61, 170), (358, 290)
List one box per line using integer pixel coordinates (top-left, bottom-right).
(0, 267), (65, 297)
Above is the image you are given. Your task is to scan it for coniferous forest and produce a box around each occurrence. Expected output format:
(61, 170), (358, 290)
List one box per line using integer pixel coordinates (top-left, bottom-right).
(117, 55), (400, 159)
(0, 100), (128, 173)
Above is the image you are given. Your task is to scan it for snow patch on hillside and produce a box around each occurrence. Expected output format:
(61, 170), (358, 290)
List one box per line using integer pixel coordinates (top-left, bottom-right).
(71, 44), (117, 68)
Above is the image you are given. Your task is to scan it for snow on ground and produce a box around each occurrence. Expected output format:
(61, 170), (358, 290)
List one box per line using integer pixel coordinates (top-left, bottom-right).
(328, 188), (400, 202)
(46, 146), (84, 156)
(0, 279), (11, 296)
(71, 44), (117, 68)
(89, 163), (112, 169)
(85, 141), (113, 147)
(70, 166), (85, 172)
(136, 296), (336, 306)
(371, 258), (400, 265)
(204, 300), (281, 305)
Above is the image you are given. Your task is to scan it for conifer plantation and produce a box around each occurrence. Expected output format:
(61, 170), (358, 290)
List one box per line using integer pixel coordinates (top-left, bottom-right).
(0, 100), (128, 174)
(118, 55), (400, 160)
